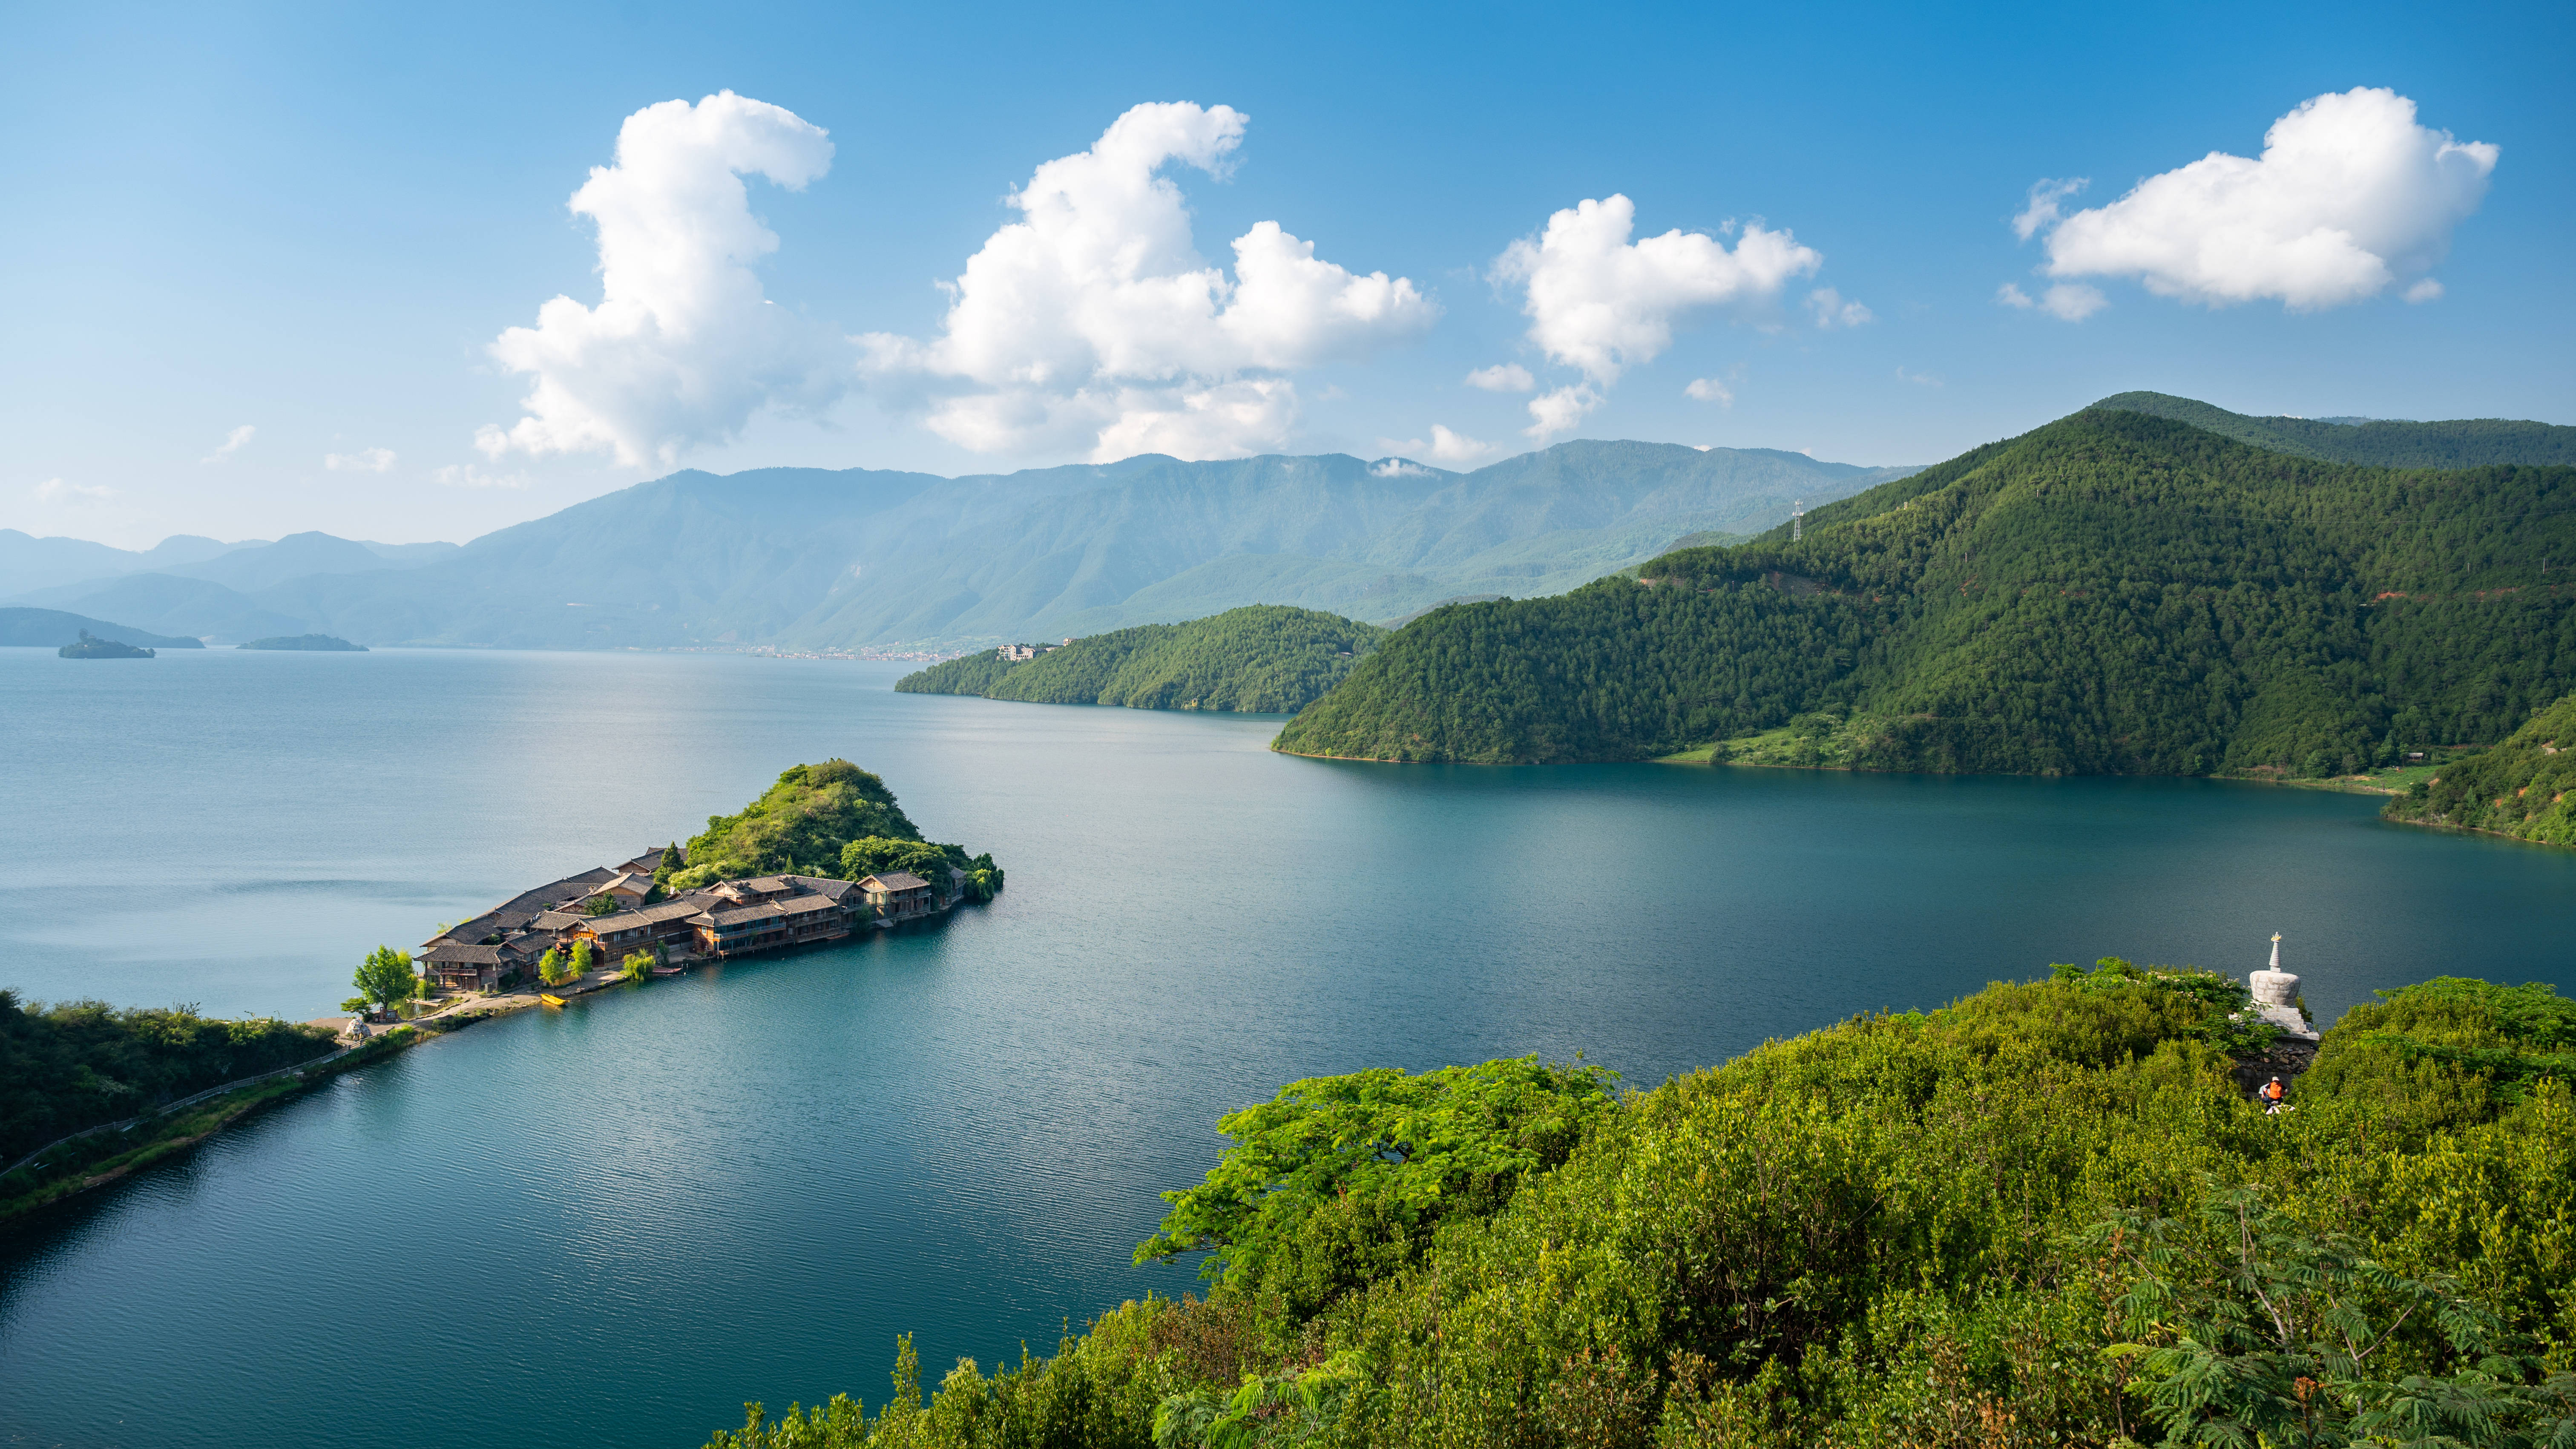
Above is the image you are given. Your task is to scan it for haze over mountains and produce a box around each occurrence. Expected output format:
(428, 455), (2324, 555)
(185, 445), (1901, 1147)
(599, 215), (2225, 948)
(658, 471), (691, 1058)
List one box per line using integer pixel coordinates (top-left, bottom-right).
(15, 394), (2568, 656)
(1, 442), (1909, 650)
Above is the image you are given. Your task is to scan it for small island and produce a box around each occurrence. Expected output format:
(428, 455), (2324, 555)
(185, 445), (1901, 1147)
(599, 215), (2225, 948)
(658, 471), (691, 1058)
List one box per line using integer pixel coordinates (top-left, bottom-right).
(239, 634), (368, 651)
(58, 630), (153, 659)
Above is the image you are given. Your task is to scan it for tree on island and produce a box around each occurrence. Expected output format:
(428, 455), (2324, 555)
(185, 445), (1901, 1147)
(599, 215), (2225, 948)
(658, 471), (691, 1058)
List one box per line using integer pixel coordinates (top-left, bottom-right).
(537, 947), (572, 987)
(619, 949), (656, 983)
(569, 939), (595, 979)
(839, 836), (954, 887)
(352, 945), (417, 1016)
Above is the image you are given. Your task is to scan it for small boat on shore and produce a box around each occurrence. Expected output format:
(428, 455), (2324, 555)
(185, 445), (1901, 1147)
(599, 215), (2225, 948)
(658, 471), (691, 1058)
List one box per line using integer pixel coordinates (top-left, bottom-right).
(539, 993), (567, 1007)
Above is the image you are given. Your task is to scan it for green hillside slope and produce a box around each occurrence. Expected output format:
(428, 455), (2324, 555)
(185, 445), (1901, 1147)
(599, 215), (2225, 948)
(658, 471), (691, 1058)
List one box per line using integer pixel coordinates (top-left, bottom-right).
(897, 605), (1386, 713)
(1275, 408), (2576, 770)
(704, 968), (2576, 1448)
(2383, 693), (2576, 845)
(2096, 391), (2576, 469)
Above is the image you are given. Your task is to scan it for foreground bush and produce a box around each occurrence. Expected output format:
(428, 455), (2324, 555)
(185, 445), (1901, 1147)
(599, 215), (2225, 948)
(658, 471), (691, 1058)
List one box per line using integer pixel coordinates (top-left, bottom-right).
(704, 967), (2576, 1447)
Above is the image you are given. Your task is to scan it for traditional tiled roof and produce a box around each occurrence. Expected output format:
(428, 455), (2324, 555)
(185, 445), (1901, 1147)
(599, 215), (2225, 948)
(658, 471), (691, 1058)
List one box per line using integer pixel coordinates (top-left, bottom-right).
(775, 894), (842, 917)
(600, 871), (652, 896)
(785, 875), (860, 901)
(740, 876), (793, 894)
(530, 911), (584, 931)
(861, 872), (931, 892)
(708, 903), (787, 928)
(618, 846), (676, 876)
(582, 910), (650, 933)
(639, 899), (707, 923)
(423, 941), (505, 965)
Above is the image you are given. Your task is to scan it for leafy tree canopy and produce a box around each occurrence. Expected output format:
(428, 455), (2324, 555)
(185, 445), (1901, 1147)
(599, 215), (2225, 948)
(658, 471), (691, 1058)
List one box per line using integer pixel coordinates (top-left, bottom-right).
(703, 965), (2576, 1449)
(0, 992), (334, 1162)
(672, 761), (924, 888)
(1135, 1056), (1619, 1318)
(352, 946), (416, 1012)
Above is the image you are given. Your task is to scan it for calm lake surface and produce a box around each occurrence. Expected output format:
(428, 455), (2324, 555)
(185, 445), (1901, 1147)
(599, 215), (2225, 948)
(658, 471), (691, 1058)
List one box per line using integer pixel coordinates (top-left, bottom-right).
(3, 647), (2571, 1449)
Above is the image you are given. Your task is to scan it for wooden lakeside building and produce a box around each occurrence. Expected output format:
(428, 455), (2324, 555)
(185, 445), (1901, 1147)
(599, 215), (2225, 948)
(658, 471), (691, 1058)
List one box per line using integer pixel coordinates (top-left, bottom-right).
(418, 847), (970, 992)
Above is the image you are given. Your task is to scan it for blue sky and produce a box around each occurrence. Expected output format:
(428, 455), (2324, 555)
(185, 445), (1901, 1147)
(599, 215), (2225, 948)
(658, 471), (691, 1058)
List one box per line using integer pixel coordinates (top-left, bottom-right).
(3, 0), (2567, 547)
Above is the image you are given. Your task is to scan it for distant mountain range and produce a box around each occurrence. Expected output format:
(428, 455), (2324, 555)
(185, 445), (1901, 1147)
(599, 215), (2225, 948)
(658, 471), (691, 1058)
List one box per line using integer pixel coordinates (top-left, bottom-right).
(0, 443), (1911, 648)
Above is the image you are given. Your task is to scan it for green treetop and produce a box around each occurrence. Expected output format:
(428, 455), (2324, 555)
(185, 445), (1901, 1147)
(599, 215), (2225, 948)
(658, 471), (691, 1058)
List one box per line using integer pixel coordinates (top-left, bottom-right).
(351, 945), (417, 1015)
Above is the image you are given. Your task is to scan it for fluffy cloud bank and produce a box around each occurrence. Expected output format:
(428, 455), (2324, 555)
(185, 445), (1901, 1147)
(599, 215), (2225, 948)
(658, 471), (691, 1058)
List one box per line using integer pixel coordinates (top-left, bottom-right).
(2014, 88), (2496, 315)
(1491, 196), (1824, 438)
(862, 102), (1437, 461)
(479, 92), (847, 468)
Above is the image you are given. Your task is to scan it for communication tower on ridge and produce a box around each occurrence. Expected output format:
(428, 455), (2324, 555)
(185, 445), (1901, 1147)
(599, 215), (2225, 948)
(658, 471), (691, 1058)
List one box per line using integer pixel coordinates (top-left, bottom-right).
(1792, 500), (1805, 542)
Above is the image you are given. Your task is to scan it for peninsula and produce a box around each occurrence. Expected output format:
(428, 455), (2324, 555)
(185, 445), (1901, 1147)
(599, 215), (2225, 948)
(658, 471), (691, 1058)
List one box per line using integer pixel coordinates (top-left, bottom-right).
(897, 604), (1384, 713)
(417, 760), (1000, 995)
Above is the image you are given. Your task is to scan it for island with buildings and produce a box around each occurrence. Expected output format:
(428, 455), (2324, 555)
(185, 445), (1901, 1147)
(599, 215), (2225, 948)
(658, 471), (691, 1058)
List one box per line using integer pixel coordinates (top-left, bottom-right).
(58, 630), (155, 658)
(417, 845), (971, 995)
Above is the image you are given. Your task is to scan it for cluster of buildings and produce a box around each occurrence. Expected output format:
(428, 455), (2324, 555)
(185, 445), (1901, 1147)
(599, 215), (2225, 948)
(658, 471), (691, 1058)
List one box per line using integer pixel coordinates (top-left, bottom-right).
(995, 638), (1073, 661)
(417, 845), (956, 994)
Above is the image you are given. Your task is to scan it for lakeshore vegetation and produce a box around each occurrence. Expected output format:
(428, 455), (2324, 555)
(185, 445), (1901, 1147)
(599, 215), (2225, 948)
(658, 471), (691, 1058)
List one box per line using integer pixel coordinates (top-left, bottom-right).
(1275, 408), (2576, 771)
(897, 605), (1385, 714)
(2383, 691), (2576, 845)
(0, 992), (336, 1164)
(703, 965), (2575, 1448)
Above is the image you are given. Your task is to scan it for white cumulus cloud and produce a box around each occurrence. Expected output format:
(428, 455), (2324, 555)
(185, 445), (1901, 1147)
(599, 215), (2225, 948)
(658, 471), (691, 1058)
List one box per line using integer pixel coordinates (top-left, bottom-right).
(1684, 377), (1734, 406)
(325, 448), (397, 473)
(1370, 458), (1434, 478)
(1379, 425), (1498, 468)
(1806, 288), (1872, 328)
(201, 424), (255, 463)
(1496, 196), (1820, 385)
(1464, 363), (1535, 393)
(860, 102), (1437, 462)
(479, 91), (848, 469)
(1997, 281), (2109, 322)
(2021, 87), (2497, 311)
(1493, 194), (1823, 439)
(1523, 385), (1602, 441)
(2012, 178), (2088, 241)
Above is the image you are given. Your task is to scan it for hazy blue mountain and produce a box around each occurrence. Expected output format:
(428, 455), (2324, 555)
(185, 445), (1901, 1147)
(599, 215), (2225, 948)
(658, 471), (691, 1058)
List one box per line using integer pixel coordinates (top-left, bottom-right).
(305, 442), (1903, 649)
(0, 607), (207, 649)
(2095, 392), (2576, 468)
(0, 530), (252, 596)
(161, 531), (408, 593)
(356, 540), (464, 566)
(21, 573), (312, 643)
(6, 442), (1912, 649)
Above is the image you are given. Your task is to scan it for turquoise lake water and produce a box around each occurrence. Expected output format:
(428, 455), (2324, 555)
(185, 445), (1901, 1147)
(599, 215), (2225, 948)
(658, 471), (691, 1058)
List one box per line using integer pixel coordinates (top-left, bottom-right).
(1, 647), (2571, 1448)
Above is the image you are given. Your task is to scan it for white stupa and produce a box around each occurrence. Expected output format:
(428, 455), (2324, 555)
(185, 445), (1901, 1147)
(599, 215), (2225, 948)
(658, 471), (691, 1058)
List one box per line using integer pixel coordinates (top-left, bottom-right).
(2249, 933), (2320, 1041)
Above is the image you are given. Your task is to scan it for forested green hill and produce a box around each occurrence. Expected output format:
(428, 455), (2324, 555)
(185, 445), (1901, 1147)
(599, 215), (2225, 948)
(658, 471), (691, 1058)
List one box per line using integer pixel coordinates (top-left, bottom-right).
(897, 605), (1385, 713)
(2384, 692), (2576, 845)
(704, 967), (2576, 1447)
(1275, 408), (2576, 771)
(2096, 391), (2576, 469)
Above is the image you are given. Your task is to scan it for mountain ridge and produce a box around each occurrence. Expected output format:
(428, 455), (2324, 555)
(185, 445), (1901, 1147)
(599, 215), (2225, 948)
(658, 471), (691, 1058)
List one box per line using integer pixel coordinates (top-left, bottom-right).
(1274, 404), (2576, 770)
(4, 441), (1906, 647)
